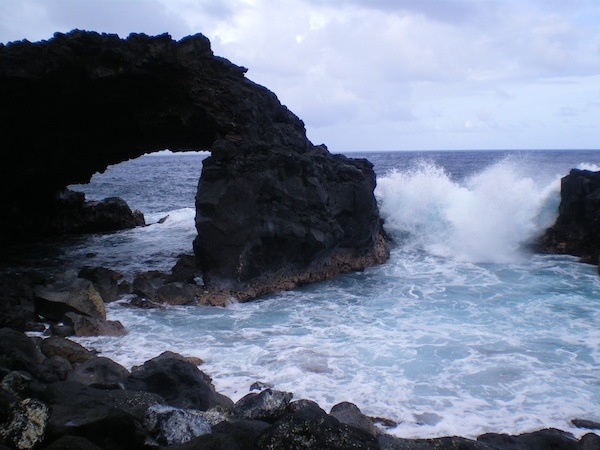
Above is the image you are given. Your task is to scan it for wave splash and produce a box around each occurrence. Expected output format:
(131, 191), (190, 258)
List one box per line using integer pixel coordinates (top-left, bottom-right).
(376, 158), (560, 263)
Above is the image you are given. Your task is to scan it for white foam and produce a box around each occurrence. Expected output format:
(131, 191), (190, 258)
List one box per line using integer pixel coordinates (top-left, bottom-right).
(376, 159), (560, 263)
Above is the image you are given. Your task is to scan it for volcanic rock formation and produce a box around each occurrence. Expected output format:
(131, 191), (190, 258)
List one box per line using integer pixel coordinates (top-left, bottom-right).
(537, 169), (600, 269)
(0, 30), (388, 295)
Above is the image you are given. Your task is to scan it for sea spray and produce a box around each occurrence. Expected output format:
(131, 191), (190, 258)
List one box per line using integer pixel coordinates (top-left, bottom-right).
(376, 158), (560, 263)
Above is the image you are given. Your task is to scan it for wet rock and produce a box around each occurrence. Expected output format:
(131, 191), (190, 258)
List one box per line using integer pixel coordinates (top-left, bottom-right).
(39, 336), (96, 364)
(67, 356), (129, 389)
(477, 428), (579, 449)
(537, 169), (600, 264)
(126, 351), (233, 411)
(168, 254), (200, 283)
(250, 381), (273, 392)
(156, 282), (201, 305)
(572, 419), (600, 430)
(286, 399), (329, 420)
(33, 273), (106, 320)
(78, 266), (123, 303)
(330, 401), (379, 437)
(579, 433), (600, 450)
(124, 297), (165, 309)
(0, 398), (48, 450)
(132, 271), (168, 302)
(144, 404), (211, 445)
(233, 389), (293, 423)
(64, 312), (127, 337)
(47, 323), (75, 338)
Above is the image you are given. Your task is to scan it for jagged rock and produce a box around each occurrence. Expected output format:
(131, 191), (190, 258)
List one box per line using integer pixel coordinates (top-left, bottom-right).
(0, 328), (44, 375)
(233, 389), (293, 423)
(195, 146), (389, 299)
(330, 401), (379, 437)
(257, 414), (379, 450)
(50, 194), (146, 236)
(144, 404), (212, 445)
(78, 266), (123, 303)
(126, 351), (233, 411)
(33, 273), (106, 320)
(537, 169), (600, 264)
(132, 271), (168, 301)
(168, 254), (200, 283)
(0, 398), (48, 450)
(162, 419), (269, 450)
(37, 380), (163, 450)
(67, 356), (129, 388)
(156, 282), (201, 305)
(477, 428), (579, 449)
(378, 434), (489, 449)
(64, 312), (127, 337)
(249, 381), (273, 392)
(39, 336), (96, 364)
(1, 30), (388, 296)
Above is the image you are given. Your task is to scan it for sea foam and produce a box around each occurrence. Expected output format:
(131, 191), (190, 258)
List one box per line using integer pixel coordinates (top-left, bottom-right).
(376, 158), (560, 263)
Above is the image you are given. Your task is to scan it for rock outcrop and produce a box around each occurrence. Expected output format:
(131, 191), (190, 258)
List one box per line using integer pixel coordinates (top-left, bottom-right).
(537, 169), (600, 269)
(1, 30), (388, 295)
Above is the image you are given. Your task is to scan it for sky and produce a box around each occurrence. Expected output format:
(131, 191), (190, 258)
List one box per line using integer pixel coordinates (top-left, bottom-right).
(1, 0), (600, 152)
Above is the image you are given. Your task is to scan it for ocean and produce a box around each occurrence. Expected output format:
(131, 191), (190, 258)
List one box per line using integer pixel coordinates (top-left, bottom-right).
(10, 149), (600, 439)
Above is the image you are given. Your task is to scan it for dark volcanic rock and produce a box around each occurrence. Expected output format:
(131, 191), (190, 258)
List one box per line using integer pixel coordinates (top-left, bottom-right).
(39, 336), (96, 364)
(232, 389), (293, 423)
(330, 401), (379, 437)
(78, 266), (123, 303)
(0, 328), (44, 375)
(1, 30), (388, 295)
(537, 169), (600, 264)
(126, 351), (233, 411)
(195, 145), (389, 301)
(477, 428), (579, 449)
(38, 381), (163, 450)
(66, 356), (129, 388)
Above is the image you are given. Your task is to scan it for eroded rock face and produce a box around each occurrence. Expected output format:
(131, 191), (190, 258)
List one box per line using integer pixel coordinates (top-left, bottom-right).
(195, 145), (389, 297)
(1, 30), (388, 293)
(537, 169), (600, 265)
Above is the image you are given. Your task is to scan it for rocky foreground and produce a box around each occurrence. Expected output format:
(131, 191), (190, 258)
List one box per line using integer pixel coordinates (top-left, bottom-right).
(1, 264), (599, 449)
(1, 327), (599, 450)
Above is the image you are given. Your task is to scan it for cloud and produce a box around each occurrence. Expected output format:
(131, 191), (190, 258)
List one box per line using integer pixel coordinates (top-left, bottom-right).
(1, 0), (599, 150)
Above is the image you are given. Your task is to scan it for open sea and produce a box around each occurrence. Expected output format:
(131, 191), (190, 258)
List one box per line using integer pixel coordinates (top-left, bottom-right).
(7, 149), (600, 439)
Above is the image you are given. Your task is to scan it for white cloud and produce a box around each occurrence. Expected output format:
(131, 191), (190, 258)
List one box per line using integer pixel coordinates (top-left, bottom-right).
(1, 0), (599, 150)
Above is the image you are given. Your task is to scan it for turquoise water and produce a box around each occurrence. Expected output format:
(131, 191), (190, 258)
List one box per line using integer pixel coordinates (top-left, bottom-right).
(47, 150), (600, 437)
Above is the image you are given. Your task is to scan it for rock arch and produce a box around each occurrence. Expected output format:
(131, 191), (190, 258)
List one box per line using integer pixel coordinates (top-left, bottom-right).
(0, 31), (388, 296)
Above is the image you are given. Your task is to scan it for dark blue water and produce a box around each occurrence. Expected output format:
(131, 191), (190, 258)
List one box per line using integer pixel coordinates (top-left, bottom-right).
(21, 149), (600, 438)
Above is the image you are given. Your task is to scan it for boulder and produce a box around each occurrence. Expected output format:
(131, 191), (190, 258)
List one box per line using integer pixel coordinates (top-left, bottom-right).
(78, 266), (123, 303)
(37, 381), (162, 450)
(257, 414), (379, 450)
(233, 389), (293, 423)
(0, 328), (44, 375)
(126, 351), (233, 411)
(330, 401), (379, 437)
(144, 404), (212, 445)
(39, 336), (96, 364)
(33, 273), (106, 321)
(537, 169), (600, 264)
(66, 356), (129, 389)
(572, 419), (600, 430)
(477, 428), (580, 449)
(39, 356), (73, 383)
(0, 398), (48, 450)
(63, 312), (127, 337)
(195, 145), (389, 299)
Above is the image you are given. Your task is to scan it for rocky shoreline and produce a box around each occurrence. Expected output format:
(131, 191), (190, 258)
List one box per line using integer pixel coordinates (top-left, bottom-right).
(1, 326), (599, 450)
(1, 259), (599, 449)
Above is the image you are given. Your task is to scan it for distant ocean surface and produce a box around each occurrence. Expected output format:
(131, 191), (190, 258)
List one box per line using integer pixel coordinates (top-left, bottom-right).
(11, 149), (600, 438)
